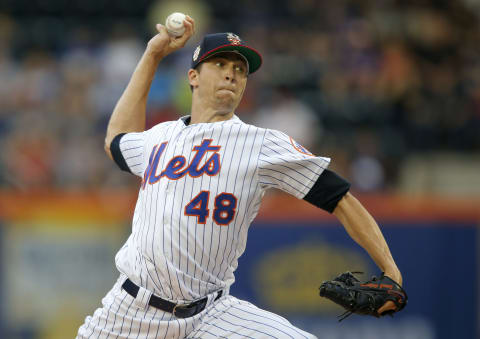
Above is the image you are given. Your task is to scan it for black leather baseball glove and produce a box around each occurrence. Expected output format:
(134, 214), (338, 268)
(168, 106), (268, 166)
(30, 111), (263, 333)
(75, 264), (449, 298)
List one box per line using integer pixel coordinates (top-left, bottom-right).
(319, 271), (407, 321)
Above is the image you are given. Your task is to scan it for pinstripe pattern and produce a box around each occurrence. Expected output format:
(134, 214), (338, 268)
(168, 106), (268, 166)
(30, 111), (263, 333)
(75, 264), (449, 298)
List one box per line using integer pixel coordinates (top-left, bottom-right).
(77, 277), (317, 338)
(78, 115), (327, 338)
(187, 296), (317, 339)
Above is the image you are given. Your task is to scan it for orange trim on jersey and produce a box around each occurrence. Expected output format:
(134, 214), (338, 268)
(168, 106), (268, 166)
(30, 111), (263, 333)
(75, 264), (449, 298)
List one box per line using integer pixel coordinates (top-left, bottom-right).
(147, 139), (222, 184)
(184, 190), (210, 224)
(213, 192), (238, 226)
(142, 144), (159, 189)
(190, 138), (221, 177)
(160, 156), (188, 181)
(146, 142), (168, 187)
(205, 153), (222, 177)
(289, 136), (315, 156)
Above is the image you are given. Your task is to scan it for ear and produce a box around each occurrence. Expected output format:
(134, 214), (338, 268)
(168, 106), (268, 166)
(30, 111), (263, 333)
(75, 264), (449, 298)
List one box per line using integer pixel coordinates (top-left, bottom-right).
(188, 69), (199, 89)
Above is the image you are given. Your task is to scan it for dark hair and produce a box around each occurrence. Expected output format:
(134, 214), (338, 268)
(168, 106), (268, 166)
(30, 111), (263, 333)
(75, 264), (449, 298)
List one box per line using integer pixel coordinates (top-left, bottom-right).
(190, 62), (204, 92)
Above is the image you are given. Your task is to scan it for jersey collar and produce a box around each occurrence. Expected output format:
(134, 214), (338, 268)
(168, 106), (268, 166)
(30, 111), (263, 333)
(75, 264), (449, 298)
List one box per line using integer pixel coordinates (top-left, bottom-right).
(180, 114), (242, 126)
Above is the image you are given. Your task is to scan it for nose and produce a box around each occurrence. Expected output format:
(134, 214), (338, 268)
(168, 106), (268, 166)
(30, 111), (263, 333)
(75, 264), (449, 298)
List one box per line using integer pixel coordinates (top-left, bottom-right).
(224, 65), (236, 82)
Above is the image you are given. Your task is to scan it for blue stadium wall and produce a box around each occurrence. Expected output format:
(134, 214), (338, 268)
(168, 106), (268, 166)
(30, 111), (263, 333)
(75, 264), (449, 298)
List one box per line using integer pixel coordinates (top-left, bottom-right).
(231, 221), (477, 339)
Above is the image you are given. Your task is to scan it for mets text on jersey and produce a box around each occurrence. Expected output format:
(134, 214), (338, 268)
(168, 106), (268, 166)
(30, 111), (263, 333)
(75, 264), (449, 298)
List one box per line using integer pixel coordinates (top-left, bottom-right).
(142, 139), (221, 188)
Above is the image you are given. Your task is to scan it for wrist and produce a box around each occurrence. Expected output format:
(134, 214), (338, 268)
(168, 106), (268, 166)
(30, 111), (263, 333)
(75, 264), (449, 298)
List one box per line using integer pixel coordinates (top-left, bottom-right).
(145, 45), (166, 63)
(384, 269), (402, 285)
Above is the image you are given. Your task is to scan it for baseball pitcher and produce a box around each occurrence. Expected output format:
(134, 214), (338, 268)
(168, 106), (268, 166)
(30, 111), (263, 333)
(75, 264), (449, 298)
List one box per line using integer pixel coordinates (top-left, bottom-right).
(77, 15), (405, 339)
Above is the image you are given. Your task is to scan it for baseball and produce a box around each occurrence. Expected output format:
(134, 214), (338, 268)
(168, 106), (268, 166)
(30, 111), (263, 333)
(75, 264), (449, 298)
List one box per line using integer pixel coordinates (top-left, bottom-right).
(165, 12), (186, 37)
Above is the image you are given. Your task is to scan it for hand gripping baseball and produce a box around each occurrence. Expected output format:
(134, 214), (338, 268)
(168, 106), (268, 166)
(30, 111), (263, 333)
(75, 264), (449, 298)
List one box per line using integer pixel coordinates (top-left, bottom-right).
(147, 15), (195, 60)
(319, 272), (407, 321)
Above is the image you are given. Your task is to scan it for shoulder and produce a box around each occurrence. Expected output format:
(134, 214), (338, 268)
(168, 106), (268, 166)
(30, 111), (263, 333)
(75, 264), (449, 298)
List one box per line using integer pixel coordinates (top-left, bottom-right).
(145, 119), (180, 135)
(233, 119), (270, 136)
(234, 122), (297, 147)
(224, 118), (302, 146)
(259, 127), (317, 157)
(255, 127), (292, 144)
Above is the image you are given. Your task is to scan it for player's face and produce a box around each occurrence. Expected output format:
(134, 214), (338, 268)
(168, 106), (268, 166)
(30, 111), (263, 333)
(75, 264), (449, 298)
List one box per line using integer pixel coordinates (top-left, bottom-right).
(192, 52), (248, 113)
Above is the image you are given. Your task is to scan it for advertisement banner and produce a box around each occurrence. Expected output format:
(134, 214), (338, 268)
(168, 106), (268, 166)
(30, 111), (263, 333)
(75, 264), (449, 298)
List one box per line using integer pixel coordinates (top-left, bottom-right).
(0, 192), (478, 338)
(231, 221), (477, 339)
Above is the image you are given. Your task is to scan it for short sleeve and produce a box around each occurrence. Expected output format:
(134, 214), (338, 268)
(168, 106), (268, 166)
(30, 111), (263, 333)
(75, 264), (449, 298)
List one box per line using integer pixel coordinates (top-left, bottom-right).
(111, 132), (146, 177)
(258, 129), (330, 199)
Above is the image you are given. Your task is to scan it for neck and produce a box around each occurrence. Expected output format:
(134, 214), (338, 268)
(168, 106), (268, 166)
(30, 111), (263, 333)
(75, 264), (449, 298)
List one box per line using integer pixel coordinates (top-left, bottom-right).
(190, 97), (235, 124)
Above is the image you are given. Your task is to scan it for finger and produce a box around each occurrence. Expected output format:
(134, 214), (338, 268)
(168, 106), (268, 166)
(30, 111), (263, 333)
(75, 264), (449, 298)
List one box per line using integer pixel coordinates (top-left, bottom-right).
(156, 23), (168, 36)
(377, 301), (397, 315)
(183, 17), (194, 37)
(185, 15), (195, 28)
(175, 18), (194, 46)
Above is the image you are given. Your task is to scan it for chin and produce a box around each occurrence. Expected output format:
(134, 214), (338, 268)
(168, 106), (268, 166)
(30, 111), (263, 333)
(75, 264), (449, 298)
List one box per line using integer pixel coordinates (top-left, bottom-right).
(215, 97), (237, 111)
(216, 106), (236, 115)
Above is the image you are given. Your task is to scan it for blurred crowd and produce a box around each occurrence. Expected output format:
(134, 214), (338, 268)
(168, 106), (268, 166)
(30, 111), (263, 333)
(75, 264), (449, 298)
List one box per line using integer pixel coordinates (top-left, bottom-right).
(1, 0), (480, 192)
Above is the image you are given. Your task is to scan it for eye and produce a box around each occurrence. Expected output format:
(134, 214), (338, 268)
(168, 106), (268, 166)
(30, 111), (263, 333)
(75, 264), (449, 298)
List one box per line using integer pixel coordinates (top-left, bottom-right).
(215, 61), (224, 67)
(235, 65), (246, 75)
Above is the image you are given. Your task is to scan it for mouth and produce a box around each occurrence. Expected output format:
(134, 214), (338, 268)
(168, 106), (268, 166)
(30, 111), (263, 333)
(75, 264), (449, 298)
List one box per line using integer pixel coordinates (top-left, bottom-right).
(218, 87), (235, 94)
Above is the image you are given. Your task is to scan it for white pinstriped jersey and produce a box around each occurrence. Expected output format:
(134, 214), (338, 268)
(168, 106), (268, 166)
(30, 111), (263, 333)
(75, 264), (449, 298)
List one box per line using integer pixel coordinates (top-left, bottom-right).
(115, 115), (330, 303)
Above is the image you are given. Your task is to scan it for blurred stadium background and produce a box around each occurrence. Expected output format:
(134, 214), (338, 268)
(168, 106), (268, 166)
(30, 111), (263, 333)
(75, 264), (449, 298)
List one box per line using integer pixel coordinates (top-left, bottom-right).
(0, 0), (479, 338)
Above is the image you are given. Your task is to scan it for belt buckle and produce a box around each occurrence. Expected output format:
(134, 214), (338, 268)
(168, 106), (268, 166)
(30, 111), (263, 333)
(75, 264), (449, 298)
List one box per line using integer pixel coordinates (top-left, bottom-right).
(173, 298), (206, 318)
(173, 303), (190, 318)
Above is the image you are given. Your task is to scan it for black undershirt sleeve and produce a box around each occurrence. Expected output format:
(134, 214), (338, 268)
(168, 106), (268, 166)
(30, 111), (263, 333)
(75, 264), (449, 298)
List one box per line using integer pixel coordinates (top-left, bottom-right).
(303, 169), (351, 213)
(110, 133), (132, 173)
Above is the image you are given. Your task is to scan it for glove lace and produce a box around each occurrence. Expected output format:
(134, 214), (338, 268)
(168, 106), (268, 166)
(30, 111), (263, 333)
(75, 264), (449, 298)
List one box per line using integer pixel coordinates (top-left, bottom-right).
(337, 310), (354, 322)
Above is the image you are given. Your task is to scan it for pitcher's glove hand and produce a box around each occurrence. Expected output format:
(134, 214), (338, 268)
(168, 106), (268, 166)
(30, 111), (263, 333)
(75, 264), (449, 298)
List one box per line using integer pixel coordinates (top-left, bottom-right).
(319, 272), (407, 321)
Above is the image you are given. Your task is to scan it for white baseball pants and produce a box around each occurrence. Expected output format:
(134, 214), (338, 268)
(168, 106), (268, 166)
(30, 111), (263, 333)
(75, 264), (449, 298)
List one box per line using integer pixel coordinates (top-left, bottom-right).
(77, 275), (317, 339)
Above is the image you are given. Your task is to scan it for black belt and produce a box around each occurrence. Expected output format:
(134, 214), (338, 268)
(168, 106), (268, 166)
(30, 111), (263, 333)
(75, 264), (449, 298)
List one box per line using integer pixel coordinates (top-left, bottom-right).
(121, 279), (223, 318)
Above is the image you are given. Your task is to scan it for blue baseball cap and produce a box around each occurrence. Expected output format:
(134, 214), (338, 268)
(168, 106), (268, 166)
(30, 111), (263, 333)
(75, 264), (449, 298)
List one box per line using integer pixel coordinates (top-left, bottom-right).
(191, 33), (262, 74)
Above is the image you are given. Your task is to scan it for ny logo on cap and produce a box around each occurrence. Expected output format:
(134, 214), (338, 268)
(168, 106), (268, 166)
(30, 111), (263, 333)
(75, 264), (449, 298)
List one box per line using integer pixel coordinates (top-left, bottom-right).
(227, 33), (241, 45)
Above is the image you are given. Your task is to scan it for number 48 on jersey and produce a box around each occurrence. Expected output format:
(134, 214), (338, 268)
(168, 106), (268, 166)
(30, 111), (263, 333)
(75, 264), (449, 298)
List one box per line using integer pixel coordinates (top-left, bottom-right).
(185, 191), (237, 226)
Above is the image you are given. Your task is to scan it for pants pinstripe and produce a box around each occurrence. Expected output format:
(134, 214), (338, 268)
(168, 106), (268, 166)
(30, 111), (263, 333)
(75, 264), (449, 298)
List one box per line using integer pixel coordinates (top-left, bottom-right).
(76, 276), (317, 339)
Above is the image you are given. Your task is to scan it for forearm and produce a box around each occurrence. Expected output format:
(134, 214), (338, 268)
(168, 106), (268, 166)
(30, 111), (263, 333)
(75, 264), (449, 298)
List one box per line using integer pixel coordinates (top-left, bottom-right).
(104, 49), (161, 157)
(103, 18), (195, 159)
(333, 192), (402, 284)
